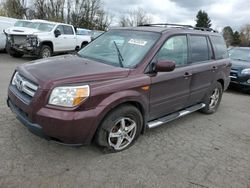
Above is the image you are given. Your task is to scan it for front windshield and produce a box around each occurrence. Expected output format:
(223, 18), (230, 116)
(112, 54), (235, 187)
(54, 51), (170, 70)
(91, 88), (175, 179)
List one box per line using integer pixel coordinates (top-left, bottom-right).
(229, 48), (250, 62)
(27, 22), (55, 32)
(78, 30), (161, 68)
(14, 20), (32, 27)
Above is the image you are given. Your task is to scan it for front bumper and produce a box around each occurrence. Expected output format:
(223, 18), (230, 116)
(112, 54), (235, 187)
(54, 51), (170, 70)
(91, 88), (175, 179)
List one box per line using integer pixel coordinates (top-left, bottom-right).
(7, 36), (40, 55)
(230, 71), (250, 89)
(7, 87), (104, 146)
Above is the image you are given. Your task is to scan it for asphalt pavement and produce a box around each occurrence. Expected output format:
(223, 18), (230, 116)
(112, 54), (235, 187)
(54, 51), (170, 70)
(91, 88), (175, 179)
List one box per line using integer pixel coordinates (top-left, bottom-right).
(0, 53), (250, 188)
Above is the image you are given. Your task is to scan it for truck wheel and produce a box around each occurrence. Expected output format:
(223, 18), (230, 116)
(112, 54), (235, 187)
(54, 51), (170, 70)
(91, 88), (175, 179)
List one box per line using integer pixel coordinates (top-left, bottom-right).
(39, 45), (52, 58)
(81, 42), (88, 49)
(200, 82), (223, 114)
(96, 105), (143, 152)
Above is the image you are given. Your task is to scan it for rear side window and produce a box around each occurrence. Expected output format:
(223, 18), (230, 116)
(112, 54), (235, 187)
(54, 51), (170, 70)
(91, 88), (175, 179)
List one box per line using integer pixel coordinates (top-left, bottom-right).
(210, 36), (228, 59)
(63, 26), (74, 35)
(189, 35), (209, 63)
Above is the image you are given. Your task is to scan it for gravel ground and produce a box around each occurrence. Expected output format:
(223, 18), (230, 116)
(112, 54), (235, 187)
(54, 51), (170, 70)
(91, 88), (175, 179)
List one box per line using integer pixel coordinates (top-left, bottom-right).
(0, 53), (250, 188)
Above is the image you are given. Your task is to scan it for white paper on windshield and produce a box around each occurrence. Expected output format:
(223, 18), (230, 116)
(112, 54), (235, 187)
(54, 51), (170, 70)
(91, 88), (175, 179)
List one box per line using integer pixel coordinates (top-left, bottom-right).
(128, 39), (147, 46)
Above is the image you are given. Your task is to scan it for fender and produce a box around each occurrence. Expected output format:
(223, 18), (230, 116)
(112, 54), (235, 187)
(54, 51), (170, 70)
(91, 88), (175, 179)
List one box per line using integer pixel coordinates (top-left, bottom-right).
(86, 89), (150, 142)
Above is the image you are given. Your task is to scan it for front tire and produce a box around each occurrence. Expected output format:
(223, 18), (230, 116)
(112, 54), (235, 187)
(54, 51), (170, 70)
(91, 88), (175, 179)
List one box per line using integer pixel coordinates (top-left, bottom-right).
(200, 82), (223, 114)
(39, 45), (52, 58)
(96, 105), (143, 152)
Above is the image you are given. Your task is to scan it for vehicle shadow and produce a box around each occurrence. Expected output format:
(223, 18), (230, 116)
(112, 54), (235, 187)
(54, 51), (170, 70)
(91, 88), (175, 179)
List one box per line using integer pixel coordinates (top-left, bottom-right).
(226, 86), (250, 96)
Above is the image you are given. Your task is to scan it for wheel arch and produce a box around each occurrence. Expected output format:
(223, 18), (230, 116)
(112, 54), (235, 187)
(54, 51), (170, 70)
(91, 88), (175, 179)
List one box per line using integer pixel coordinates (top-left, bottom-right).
(40, 41), (54, 52)
(217, 79), (224, 90)
(90, 93), (149, 143)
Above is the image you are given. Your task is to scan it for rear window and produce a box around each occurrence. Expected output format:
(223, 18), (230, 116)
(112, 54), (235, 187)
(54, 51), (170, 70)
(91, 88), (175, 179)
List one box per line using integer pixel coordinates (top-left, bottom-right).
(210, 36), (228, 60)
(189, 35), (210, 62)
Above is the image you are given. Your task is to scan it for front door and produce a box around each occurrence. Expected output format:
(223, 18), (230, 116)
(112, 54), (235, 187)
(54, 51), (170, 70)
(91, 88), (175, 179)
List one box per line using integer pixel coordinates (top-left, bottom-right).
(149, 35), (192, 120)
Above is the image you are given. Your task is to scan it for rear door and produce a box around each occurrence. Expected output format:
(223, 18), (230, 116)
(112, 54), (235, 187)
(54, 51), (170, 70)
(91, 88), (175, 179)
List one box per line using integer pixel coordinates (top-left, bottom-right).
(149, 35), (192, 120)
(62, 25), (76, 51)
(186, 34), (217, 105)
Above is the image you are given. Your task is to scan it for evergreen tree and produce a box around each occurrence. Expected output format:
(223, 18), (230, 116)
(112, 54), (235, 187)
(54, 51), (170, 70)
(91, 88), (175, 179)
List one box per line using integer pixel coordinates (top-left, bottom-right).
(195, 10), (212, 28)
(232, 31), (241, 46)
(222, 26), (234, 47)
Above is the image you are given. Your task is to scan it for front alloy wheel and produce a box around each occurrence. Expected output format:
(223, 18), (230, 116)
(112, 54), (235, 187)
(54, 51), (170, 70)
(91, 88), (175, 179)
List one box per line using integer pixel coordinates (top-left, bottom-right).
(96, 105), (143, 152)
(39, 45), (52, 59)
(108, 117), (137, 151)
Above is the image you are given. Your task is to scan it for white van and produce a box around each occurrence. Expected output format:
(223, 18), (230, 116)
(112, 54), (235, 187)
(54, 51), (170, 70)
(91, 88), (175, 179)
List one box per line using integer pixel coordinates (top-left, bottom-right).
(0, 16), (17, 51)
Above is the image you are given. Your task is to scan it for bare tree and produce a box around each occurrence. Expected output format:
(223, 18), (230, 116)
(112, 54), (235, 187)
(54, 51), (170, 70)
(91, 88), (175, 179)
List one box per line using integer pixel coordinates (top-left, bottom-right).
(240, 24), (250, 46)
(93, 9), (112, 30)
(3, 0), (28, 19)
(0, 0), (112, 30)
(119, 8), (152, 27)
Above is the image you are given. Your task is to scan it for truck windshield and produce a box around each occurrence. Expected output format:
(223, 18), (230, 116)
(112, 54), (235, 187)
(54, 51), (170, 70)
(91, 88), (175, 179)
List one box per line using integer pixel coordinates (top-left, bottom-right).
(14, 20), (32, 27)
(27, 23), (55, 32)
(78, 30), (161, 68)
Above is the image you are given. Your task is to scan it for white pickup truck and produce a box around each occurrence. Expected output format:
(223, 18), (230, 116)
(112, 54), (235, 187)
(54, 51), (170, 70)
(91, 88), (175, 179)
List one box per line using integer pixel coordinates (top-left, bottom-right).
(0, 16), (17, 51)
(5, 20), (91, 58)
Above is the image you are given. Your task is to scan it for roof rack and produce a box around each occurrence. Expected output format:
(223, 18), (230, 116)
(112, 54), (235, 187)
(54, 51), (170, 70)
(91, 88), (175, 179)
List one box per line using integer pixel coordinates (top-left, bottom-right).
(138, 23), (218, 33)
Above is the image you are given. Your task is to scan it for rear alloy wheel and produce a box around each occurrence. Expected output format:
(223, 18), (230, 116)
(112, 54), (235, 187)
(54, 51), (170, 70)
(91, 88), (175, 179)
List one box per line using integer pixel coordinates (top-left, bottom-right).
(39, 45), (52, 58)
(96, 105), (143, 152)
(200, 82), (223, 114)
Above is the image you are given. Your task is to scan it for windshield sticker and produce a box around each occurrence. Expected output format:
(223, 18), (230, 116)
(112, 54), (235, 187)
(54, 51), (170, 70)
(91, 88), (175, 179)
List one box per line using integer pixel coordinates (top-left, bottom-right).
(128, 39), (147, 46)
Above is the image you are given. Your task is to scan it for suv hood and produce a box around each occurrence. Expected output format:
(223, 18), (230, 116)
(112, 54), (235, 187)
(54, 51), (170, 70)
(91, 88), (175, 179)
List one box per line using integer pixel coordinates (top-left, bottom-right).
(5, 27), (41, 35)
(231, 59), (250, 70)
(17, 55), (130, 89)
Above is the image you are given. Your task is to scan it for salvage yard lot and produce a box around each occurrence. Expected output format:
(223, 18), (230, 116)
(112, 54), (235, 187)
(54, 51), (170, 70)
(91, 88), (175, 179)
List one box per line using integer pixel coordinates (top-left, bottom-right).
(0, 53), (250, 188)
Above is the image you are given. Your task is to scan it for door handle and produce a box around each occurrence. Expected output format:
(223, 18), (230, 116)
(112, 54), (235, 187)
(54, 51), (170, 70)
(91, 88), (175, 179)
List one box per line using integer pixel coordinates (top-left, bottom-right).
(184, 72), (192, 79)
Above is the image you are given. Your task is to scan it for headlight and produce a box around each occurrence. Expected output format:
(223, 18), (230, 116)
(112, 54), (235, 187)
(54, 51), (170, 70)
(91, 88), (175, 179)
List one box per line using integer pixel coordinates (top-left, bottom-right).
(11, 72), (18, 85)
(48, 85), (90, 107)
(241, 68), (250, 75)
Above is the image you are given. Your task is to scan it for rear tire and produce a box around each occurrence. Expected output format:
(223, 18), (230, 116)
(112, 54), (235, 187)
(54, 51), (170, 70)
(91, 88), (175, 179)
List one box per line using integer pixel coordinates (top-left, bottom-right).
(200, 82), (223, 114)
(96, 105), (143, 152)
(39, 45), (52, 59)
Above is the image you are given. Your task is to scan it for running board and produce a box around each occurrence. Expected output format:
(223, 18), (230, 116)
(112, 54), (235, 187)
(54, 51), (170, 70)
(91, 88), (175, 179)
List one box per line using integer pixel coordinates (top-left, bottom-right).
(147, 103), (206, 129)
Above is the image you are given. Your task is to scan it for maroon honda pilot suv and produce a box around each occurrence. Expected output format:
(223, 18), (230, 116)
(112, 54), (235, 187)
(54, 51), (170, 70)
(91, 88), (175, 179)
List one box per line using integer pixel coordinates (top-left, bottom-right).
(7, 24), (231, 152)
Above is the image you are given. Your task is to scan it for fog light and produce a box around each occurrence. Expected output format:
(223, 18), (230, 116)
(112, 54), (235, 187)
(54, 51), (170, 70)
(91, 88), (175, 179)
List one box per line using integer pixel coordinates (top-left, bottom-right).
(247, 79), (250, 84)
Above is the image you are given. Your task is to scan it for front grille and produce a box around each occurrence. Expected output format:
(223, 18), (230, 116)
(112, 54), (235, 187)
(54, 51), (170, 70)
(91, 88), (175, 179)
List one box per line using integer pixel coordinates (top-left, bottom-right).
(12, 35), (27, 45)
(230, 70), (238, 79)
(12, 72), (38, 99)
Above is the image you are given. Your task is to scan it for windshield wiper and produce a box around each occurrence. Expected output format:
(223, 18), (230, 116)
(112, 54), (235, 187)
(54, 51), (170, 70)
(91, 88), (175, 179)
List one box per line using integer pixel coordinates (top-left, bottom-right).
(113, 41), (124, 67)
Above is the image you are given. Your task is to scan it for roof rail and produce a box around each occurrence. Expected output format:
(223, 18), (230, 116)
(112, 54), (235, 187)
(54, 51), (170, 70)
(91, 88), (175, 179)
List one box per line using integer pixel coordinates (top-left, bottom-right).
(138, 23), (218, 33)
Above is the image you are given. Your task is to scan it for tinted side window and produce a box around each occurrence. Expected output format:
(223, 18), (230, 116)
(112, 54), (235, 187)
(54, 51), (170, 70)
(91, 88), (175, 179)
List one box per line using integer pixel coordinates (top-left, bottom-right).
(63, 26), (74, 35)
(56, 25), (64, 34)
(210, 36), (228, 59)
(157, 35), (188, 67)
(190, 35), (209, 63)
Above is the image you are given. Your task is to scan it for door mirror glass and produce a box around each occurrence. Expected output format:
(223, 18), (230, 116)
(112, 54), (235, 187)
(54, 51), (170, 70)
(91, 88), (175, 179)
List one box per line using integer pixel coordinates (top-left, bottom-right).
(155, 60), (175, 72)
(54, 29), (61, 37)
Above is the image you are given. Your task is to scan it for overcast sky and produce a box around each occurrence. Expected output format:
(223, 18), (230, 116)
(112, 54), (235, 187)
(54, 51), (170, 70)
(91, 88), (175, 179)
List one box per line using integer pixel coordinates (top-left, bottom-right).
(102, 0), (250, 31)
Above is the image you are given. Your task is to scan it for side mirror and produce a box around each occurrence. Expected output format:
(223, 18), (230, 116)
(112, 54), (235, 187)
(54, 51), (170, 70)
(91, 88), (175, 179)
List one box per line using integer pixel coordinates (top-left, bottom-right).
(155, 60), (176, 72)
(54, 29), (61, 37)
